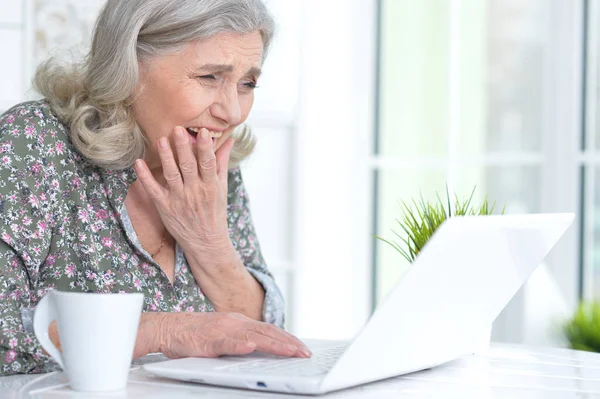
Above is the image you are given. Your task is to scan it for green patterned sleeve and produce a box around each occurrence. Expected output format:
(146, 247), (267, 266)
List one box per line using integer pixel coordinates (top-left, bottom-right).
(0, 104), (58, 375)
(227, 167), (286, 328)
(0, 242), (55, 375)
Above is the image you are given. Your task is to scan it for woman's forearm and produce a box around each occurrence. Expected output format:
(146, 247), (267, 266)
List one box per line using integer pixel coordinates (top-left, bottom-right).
(45, 313), (165, 360)
(186, 248), (265, 321)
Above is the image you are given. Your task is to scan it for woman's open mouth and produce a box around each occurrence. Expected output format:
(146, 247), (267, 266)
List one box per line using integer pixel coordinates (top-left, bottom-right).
(185, 127), (222, 146)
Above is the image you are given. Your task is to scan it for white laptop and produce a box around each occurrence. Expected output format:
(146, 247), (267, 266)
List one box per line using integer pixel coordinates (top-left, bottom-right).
(143, 213), (575, 395)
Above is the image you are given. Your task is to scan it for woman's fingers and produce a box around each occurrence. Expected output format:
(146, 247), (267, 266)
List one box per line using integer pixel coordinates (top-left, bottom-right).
(215, 137), (235, 181)
(196, 128), (218, 184)
(134, 159), (166, 202)
(240, 330), (308, 358)
(211, 314), (310, 358)
(173, 126), (199, 184)
(251, 322), (311, 356)
(157, 137), (184, 193)
(161, 126), (230, 187)
(225, 316), (311, 358)
(207, 338), (256, 357)
(160, 313), (310, 360)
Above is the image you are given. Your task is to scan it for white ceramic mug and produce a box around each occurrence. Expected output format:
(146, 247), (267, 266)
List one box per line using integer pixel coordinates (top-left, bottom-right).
(33, 291), (144, 392)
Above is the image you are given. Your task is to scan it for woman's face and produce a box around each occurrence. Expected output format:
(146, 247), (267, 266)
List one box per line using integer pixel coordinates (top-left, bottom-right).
(132, 31), (264, 168)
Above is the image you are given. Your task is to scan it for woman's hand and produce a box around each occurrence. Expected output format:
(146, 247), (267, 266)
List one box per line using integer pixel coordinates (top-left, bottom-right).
(133, 126), (234, 267)
(134, 312), (312, 359)
(133, 126), (267, 318)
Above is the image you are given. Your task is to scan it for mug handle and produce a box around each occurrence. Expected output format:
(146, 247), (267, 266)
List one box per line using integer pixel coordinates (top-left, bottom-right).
(33, 292), (64, 369)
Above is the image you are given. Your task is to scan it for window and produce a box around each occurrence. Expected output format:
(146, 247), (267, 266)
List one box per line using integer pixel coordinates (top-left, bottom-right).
(374, 0), (583, 343)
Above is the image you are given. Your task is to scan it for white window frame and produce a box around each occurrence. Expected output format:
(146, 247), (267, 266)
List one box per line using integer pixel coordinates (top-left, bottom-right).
(292, 0), (377, 339)
(581, 0), (600, 301)
(542, 0), (584, 307)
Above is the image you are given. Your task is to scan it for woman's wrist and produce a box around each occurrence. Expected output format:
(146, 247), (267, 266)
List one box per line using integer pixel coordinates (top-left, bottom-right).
(134, 312), (168, 359)
(186, 242), (247, 286)
(186, 248), (264, 319)
(187, 239), (240, 273)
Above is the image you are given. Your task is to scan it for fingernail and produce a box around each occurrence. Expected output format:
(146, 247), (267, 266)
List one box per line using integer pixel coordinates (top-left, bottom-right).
(300, 347), (312, 358)
(200, 128), (210, 143)
(159, 137), (168, 149)
(175, 126), (186, 138)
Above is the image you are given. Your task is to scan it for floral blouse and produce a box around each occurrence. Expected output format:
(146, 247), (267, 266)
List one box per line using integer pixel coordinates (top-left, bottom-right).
(0, 101), (285, 375)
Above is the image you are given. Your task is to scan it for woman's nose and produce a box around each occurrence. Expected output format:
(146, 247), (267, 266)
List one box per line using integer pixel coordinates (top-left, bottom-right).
(211, 85), (242, 125)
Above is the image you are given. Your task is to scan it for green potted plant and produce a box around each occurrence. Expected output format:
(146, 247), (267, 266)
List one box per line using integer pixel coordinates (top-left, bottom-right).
(563, 301), (600, 352)
(376, 187), (505, 263)
(376, 186), (505, 353)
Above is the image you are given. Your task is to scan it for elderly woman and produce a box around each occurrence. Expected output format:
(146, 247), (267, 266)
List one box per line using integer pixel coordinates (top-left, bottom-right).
(0, 0), (309, 375)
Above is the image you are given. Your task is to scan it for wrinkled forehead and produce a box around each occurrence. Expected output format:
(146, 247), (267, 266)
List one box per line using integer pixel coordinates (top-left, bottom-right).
(186, 31), (265, 69)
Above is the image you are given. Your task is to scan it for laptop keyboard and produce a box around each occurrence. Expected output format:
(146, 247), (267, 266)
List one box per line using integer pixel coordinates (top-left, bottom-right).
(219, 344), (349, 377)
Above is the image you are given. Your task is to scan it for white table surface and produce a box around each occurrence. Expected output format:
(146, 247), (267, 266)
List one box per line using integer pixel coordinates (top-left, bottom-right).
(2, 343), (600, 398)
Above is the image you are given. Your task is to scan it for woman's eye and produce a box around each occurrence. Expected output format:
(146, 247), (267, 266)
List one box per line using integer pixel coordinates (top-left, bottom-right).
(197, 75), (216, 80)
(242, 81), (258, 89)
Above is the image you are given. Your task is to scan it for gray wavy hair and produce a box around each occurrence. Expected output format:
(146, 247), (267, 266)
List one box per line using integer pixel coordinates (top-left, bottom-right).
(33, 0), (275, 170)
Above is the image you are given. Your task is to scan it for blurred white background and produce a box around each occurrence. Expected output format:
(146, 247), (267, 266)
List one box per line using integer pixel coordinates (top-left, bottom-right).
(0, 0), (597, 348)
